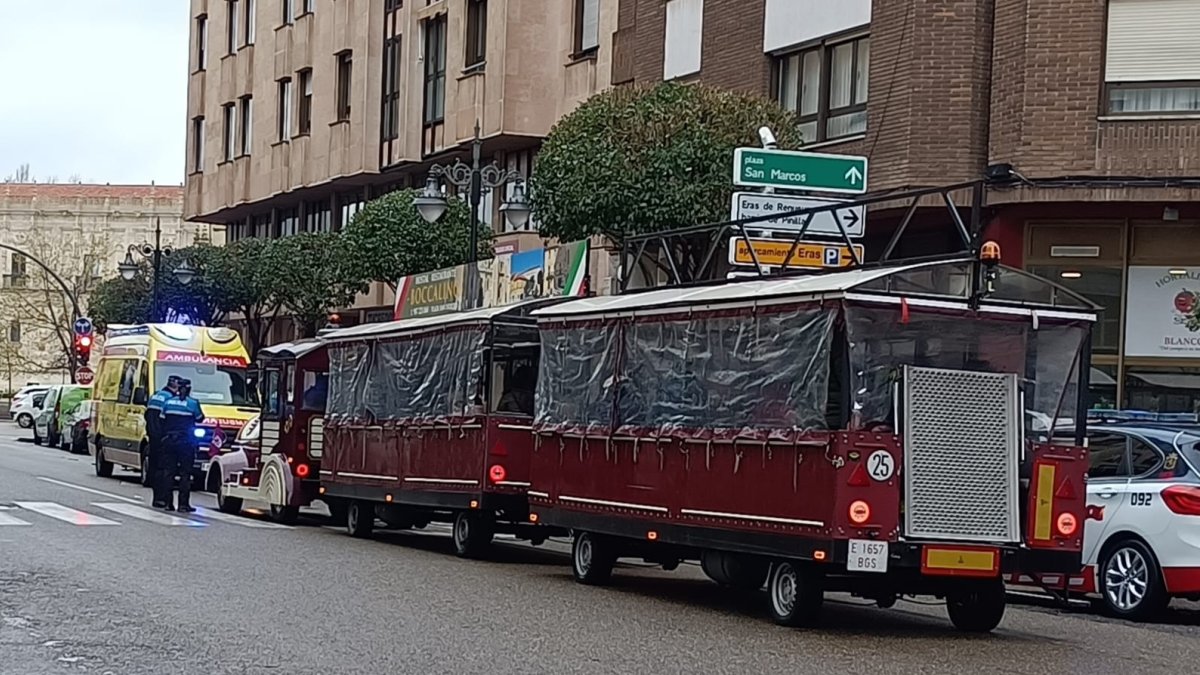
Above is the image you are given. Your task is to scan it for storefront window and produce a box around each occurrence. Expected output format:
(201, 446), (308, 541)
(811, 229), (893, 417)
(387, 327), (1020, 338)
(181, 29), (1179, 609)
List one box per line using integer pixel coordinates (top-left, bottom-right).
(1027, 266), (1123, 354)
(1089, 365), (1118, 410)
(1124, 367), (1200, 415)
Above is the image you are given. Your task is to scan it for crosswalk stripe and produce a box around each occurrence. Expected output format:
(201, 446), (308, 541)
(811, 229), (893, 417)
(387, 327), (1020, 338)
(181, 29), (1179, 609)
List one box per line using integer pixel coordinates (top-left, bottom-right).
(190, 507), (289, 529)
(14, 502), (120, 526)
(0, 511), (32, 526)
(92, 503), (207, 527)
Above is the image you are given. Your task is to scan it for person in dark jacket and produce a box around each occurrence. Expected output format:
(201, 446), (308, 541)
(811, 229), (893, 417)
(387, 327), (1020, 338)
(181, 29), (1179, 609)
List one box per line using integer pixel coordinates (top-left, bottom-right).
(158, 378), (206, 513)
(146, 376), (181, 508)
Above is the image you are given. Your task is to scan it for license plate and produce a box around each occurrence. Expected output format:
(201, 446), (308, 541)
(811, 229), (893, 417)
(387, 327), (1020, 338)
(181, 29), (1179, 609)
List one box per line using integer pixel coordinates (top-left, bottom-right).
(847, 539), (888, 573)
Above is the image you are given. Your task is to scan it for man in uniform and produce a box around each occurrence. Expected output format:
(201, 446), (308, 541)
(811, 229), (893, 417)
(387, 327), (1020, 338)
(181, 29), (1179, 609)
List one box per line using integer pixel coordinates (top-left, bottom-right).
(158, 378), (206, 513)
(145, 376), (182, 509)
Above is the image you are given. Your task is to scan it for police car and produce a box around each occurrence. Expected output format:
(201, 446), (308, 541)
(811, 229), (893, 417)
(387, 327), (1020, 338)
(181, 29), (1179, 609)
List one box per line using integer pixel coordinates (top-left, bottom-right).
(1051, 412), (1200, 619)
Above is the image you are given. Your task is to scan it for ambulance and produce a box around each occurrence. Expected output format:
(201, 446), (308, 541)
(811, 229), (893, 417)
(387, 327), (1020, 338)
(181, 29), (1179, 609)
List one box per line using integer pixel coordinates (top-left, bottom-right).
(90, 324), (258, 486)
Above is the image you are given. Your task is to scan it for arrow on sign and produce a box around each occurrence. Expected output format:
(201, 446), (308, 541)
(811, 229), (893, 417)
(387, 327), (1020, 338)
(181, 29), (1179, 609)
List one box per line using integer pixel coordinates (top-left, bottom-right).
(844, 167), (864, 186)
(843, 209), (861, 228)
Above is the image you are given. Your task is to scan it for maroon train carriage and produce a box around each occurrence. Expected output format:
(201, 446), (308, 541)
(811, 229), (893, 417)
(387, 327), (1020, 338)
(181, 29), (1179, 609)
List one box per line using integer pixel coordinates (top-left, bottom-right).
(215, 340), (328, 523)
(528, 258), (1095, 632)
(320, 301), (560, 557)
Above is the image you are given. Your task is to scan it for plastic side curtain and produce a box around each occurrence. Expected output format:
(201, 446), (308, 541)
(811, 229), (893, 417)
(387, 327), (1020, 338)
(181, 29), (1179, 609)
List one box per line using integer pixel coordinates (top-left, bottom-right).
(535, 322), (619, 434)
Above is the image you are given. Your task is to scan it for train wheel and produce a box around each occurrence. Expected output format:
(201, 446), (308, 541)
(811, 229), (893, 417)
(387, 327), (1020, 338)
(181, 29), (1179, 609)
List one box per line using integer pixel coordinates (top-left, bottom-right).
(216, 487), (242, 515)
(452, 511), (494, 559)
(346, 500), (375, 538)
(767, 561), (823, 627)
(270, 504), (300, 525)
(572, 532), (616, 586)
(946, 579), (1006, 633)
(326, 499), (349, 524)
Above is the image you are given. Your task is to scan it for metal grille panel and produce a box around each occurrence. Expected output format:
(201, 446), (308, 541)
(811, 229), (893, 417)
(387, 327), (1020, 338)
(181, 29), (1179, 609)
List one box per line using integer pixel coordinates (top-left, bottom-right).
(903, 366), (1020, 542)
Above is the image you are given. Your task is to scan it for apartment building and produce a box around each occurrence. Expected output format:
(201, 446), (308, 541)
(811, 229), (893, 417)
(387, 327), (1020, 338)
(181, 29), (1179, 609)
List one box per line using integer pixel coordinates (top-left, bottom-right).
(612, 0), (1200, 414)
(185, 0), (616, 248)
(0, 183), (218, 389)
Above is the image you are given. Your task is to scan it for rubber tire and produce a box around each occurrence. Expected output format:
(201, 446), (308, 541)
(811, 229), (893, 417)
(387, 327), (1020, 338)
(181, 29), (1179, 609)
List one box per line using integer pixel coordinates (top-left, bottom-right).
(452, 511), (495, 559)
(16, 413), (33, 429)
(946, 579), (1007, 633)
(33, 429), (42, 446)
(139, 451), (154, 487)
(217, 487), (243, 515)
(326, 499), (349, 525)
(59, 435), (71, 451)
(1099, 538), (1170, 621)
(94, 445), (114, 478)
(270, 504), (300, 525)
(767, 561), (824, 627)
(346, 501), (375, 538)
(571, 532), (616, 586)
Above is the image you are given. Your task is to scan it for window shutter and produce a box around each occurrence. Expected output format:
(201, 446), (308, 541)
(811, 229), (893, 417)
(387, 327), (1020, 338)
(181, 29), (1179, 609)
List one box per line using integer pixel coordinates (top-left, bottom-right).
(664, 0), (704, 80)
(1107, 0), (1200, 82)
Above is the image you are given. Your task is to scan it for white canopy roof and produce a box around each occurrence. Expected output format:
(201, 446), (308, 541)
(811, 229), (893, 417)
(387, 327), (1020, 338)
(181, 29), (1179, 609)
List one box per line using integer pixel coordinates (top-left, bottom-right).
(259, 340), (325, 359)
(322, 298), (547, 343)
(534, 259), (1096, 320)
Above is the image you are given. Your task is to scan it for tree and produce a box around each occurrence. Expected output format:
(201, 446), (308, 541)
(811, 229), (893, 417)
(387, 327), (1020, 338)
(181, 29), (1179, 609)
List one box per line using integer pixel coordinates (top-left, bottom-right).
(530, 82), (804, 242)
(340, 188), (491, 289)
(88, 274), (152, 329)
(207, 238), (289, 359)
(273, 233), (364, 338)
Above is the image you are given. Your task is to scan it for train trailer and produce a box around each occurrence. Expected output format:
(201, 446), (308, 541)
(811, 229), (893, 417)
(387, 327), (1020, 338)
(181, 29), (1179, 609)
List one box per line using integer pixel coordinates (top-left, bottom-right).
(319, 301), (561, 557)
(527, 257), (1096, 632)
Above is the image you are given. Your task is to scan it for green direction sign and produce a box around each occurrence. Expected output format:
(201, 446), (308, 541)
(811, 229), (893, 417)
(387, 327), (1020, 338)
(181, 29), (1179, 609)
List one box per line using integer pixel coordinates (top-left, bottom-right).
(733, 148), (869, 195)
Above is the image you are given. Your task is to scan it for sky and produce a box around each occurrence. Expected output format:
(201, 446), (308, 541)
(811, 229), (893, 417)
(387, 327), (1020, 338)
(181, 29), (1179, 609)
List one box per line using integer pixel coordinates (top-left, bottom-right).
(0, 1), (188, 186)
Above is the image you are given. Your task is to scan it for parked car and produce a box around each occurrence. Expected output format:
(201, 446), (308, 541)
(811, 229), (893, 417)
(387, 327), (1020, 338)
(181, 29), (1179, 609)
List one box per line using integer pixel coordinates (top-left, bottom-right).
(9, 386), (48, 429)
(65, 399), (92, 454)
(34, 385), (90, 448)
(1052, 421), (1200, 619)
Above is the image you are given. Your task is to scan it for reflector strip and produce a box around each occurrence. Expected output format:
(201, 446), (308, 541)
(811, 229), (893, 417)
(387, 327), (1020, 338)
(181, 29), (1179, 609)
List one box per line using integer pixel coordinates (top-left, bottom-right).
(1034, 463), (1056, 541)
(922, 546), (999, 576)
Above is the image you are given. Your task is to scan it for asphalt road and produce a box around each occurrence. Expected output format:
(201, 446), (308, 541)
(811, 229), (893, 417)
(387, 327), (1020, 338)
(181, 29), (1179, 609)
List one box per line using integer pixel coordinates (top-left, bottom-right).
(3, 423), (1200, 674)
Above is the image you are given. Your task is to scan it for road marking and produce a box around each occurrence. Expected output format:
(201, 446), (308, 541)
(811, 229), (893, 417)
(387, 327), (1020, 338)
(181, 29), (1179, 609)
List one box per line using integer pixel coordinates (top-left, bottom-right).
(14, 502), (120, 526)
(92, 503), (207, 527)
(0, 511), (32, 526)
(36, 477), (142, 504)
(190, 507), (289, 529)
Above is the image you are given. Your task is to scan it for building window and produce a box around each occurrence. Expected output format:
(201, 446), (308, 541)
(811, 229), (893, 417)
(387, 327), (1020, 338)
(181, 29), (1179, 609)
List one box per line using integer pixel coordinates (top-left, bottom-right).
(776, 35), (869, 144)
(663, 0), (703, 80)
(339, 192), (365, 228)
(382, 36), (402, 141)
(1027, 265), (1123, 355)
(423, 15), (447, 125)
(227, 0), (239, 54)
(195, 15), (208, 69)
(239, 96), (253, 155)
(279, 208), (299, 237)
(304, 0), (315, 14)
(278, 78), (293, 141)
(282, 0), (294, 24)
(304, 201), (332, 232)
(191, 116), (205, 172)
(1105, 0), (1200, 115)
(243, 0), (255, 45)
(298, 69), (313, 134)
(465, 0), (487, 69)
(385, 0), (403, 11)
(222, 102), (237, 161)
(252, 213), (272, 238)
(573, 0), (600, 56)
(8, 320), (20, 343)
(335, 51), (353, 121)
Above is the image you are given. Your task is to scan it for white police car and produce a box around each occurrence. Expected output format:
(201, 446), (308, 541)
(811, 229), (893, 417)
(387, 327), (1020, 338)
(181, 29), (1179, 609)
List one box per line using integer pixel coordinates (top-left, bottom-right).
(1054, 416), (1200, 619)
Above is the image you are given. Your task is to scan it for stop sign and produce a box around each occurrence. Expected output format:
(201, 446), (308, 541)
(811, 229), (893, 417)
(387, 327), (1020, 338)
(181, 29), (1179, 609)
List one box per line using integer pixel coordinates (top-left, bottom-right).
(75, 366), (95, 386)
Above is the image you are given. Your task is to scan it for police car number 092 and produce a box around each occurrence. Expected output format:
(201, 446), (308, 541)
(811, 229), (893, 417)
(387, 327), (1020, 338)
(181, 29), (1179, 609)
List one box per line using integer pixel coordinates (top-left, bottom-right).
(1130, 493), (1153, 507)
(847, 539), (888, 573)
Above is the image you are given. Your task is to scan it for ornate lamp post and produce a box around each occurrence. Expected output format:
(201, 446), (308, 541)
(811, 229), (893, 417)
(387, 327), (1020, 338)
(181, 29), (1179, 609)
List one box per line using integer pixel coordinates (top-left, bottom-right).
(117, 217), (197, 322)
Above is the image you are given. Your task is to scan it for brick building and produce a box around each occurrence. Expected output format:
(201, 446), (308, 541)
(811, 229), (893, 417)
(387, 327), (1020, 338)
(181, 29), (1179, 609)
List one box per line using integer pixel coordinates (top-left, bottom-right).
(614, 0), (1200, 413)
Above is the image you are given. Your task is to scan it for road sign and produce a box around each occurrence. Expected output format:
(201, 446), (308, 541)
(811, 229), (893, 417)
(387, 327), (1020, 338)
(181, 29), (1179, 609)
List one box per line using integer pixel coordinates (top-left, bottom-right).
(73, 317), (93, 336)
(733, 148), (868, 194)
(728, 237), (864, 269)
(732, 192), (865, 238)
(75, 366), (95, 386)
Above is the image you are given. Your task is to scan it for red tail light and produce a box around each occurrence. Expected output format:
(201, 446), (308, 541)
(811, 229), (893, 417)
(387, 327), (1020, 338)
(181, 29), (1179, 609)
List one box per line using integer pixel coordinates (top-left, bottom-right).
(489, 464), (507, 483)
(295, 463), (311, 478)
(1162, 485), (1200, 515)
(1056, 512), (1078, 536)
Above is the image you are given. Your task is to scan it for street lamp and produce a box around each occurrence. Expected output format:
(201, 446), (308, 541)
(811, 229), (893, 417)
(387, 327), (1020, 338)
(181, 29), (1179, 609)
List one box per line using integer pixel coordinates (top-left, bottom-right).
(117, 217), (196, 322)
(416, 121), (532, 261)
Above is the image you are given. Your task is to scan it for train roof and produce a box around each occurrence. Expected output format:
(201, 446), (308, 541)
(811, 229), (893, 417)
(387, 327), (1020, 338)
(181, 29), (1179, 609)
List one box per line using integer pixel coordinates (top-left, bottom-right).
(533, 258), (1098, 321)
(258, 339), (325, 360)
(322, 297), (551, 344)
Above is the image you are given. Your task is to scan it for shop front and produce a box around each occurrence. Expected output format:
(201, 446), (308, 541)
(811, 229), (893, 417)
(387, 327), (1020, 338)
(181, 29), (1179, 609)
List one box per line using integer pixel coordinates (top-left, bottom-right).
(1025, 218), (1200, 415)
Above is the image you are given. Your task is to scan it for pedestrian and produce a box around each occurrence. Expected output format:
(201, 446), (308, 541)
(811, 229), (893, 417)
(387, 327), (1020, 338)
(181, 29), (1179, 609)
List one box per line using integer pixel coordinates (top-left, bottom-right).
(158, 377), (206, 513)
(146, 375), (182, 509)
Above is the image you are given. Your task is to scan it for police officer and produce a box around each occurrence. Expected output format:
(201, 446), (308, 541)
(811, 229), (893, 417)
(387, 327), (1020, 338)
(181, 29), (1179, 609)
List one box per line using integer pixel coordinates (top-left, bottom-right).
(146, 376), (182, 509)
(158, 378), (206, 513)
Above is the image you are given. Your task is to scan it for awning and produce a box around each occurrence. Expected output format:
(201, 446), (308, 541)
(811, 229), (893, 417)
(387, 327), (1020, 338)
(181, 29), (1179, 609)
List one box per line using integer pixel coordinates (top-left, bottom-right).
(1128, 372), (1200, 390)
(259, 340), (325, 360)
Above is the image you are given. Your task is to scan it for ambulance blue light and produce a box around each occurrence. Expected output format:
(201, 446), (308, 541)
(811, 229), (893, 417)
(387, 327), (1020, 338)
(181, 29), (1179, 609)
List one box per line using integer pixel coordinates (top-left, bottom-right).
(193, 428), (206, 438)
